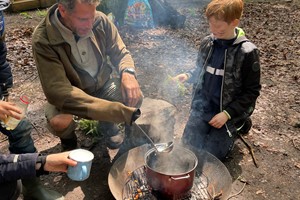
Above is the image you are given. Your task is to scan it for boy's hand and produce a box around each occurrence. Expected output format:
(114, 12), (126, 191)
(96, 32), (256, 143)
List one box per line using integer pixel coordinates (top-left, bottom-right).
(44, 151), (77, 173)
(209, 112), (229, 129)
(172, 73), (189, 83)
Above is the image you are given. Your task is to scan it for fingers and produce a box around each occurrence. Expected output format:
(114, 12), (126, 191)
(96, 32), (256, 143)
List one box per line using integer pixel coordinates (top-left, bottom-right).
(209, 119), (223, 129)
(0, 101), (22, 121)
(209, 112), (228, 129)
(125, 88), (141, 107)
(44, 152), (78, 172)
(172, 74), (188, 83)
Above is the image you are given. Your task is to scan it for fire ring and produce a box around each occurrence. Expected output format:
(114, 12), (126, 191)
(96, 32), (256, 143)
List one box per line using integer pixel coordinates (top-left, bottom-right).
(108, 143), (232, 200)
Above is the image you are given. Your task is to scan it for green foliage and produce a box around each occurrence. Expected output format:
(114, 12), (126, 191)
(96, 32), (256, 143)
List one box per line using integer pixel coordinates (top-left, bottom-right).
(164, 74), (187, 97)
(36, 9), (47, 17)
(187, 8), (197, 17)
(78, 119), (101, 137)
(20, 12), (32, 19)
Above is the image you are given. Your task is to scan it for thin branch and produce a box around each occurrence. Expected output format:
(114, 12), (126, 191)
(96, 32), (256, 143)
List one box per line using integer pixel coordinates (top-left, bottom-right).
(227, 182), (247, 199)
(239, 134), (259, 168)
(0, 136), (8, 143)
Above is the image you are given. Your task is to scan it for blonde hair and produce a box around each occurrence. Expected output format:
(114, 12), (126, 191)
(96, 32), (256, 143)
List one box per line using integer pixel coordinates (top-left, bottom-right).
(205, 0), (244, 23)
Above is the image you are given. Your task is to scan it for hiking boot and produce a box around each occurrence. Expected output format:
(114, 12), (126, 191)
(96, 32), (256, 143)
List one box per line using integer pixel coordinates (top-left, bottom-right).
(238, 118), (252, 135)
(98, 122), (125, 149)
(60, 136), (77, 151)
(106, 131), (125, 149)
(22, 178), (64, 200)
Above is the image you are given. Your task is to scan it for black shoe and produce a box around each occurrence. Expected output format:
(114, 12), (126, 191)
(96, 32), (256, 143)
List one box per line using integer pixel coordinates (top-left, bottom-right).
(105, 132), (125, 149)
(239, 118), (252, 135)
(60, 137), (77, 151)
(98, 122), (124, 149)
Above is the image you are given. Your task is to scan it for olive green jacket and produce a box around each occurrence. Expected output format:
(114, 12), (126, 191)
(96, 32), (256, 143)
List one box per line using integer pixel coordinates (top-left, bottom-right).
(32, 4), (136, 124)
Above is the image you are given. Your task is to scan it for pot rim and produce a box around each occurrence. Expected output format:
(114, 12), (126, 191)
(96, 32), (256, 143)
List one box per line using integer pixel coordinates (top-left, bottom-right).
(144, 146), (198, 176)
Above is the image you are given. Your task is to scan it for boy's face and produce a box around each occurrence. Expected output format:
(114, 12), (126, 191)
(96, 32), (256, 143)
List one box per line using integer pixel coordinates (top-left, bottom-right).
(208, 16), (239, 40)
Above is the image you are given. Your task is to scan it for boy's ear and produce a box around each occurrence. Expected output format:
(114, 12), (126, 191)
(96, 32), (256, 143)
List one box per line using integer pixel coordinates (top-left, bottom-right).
(232, 19), (240, 27)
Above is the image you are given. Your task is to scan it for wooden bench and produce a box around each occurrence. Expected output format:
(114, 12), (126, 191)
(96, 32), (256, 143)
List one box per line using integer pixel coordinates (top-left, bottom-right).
(10, 0), (56, 12)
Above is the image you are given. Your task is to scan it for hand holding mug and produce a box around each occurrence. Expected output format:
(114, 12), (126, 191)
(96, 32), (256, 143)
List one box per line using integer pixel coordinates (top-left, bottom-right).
(67, 149), (94, 181)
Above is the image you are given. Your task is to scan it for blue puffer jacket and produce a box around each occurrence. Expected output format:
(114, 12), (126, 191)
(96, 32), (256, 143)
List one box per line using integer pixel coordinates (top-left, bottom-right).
(0, 11), (12, 98)
(0, 153), (38, 183)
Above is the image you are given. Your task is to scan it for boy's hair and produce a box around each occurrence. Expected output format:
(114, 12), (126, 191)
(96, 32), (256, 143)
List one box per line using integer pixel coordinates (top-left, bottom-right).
(205, 0), (244, 23)
(57, 0), (100, 11)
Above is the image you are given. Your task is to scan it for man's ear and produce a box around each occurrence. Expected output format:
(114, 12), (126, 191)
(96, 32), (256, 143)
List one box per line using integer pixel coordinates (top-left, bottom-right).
(58, 4), (67, 18)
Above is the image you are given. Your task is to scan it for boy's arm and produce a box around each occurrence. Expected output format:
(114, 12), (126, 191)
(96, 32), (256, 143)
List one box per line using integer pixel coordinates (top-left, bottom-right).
(0, 153), (38, 183)
(225, 48), (261, 119)
(186, 36), (212, 84)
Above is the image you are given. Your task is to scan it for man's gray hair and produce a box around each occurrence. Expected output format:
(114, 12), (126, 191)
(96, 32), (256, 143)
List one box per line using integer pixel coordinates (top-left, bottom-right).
(57, 0), (101, 11)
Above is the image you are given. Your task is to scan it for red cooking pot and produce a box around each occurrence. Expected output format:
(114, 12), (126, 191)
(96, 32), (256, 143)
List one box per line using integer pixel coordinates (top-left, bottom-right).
(145, 145), (198, 199)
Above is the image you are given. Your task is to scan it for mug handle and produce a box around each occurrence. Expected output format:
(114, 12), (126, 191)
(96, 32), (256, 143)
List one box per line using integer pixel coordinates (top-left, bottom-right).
(81, 165), (87, 177)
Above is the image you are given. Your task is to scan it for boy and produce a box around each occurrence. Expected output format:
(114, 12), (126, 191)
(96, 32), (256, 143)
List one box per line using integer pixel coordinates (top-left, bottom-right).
(174, 0), (261, 160)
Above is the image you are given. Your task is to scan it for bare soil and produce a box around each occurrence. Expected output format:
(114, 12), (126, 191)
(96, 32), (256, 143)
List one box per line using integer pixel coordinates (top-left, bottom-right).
(1, 0), (299, 200)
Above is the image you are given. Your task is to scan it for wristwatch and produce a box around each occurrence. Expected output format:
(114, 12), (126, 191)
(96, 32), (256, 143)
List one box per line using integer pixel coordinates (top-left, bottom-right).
(121, 68), (136, 78)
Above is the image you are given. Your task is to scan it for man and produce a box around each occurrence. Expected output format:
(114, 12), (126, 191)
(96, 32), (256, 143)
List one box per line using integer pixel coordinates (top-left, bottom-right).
(32, 0), (142, 152)
(0, 0), (69, 199)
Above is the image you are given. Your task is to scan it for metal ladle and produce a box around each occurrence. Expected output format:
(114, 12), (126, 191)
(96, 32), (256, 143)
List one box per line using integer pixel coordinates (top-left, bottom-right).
(134, 123), (174, 153)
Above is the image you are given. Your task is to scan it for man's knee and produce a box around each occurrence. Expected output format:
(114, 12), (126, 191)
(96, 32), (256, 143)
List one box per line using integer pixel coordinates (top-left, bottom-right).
(49, 114), (73, 132)
(47, 114), (76, 139)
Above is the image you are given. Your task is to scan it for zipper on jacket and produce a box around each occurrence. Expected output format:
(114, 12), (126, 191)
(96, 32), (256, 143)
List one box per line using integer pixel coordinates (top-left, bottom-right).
(221, 49), (232, 137)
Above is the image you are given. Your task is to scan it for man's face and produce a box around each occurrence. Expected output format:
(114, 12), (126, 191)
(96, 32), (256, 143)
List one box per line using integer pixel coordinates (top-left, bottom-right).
(208, 16), (238, 40)
(59, 2), (96, 37)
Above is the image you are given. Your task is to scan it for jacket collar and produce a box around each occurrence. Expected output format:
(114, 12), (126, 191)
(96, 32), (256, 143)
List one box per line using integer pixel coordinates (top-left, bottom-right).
(209, 27), (248, 46)
(45, 4), (103, 45)
(45, 4), (65, 45)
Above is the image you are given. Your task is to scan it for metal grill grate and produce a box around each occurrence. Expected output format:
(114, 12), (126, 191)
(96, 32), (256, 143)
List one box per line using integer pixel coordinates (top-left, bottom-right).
(122, 166), (211, 200)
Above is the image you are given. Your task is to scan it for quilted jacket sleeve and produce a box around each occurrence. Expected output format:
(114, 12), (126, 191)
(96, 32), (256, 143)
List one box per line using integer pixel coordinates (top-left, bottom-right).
(0, 153), (38, 183)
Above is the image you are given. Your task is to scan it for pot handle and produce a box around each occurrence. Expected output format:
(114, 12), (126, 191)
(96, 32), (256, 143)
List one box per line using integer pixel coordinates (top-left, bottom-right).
(170, 174), (190, 181)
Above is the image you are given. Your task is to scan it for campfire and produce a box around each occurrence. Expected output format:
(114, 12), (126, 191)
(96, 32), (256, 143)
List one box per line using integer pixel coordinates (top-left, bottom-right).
(108, 143), (232, 200)
(122, 166), (211, 200)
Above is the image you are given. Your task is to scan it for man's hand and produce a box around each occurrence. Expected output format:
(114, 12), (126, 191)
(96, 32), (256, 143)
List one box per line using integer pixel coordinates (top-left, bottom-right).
(209, 112), (229, 129)
(44, 151), (77, 173)
(0, 101), (22, 121)
(121, 73), (142, 107)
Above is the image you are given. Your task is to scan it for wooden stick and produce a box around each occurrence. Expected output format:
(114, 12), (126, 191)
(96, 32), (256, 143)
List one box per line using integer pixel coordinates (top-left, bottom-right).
(239, 134), (259, 168)
(227, 182), (247, 199)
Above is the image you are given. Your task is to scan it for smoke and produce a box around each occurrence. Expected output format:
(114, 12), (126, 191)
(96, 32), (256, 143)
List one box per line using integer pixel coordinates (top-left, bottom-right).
(117, 0), (210, 151)
(148, 100), (176, 143)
